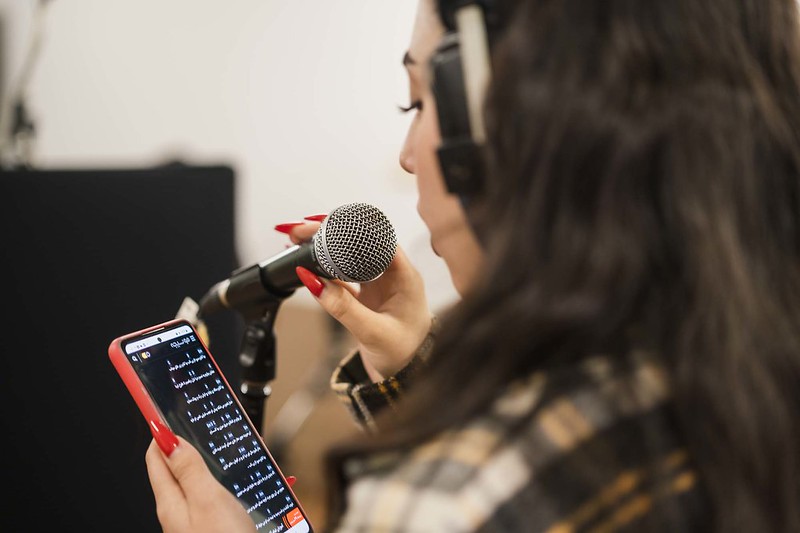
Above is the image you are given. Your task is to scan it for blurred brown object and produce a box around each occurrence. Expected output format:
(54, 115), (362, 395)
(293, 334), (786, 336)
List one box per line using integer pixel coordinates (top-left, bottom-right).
(260, 300), (358, 530)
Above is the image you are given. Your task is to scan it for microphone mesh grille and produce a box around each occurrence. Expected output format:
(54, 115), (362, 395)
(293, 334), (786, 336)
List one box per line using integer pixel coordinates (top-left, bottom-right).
(314, 203), (397, 283)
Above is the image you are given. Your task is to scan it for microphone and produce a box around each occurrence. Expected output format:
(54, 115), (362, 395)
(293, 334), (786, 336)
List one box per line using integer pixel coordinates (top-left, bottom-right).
(198, 202), (397, 317)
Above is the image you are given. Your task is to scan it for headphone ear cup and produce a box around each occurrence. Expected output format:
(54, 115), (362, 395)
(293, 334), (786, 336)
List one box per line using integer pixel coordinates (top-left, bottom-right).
(430, 33), (471, 140)
(431, 32), (486, 197)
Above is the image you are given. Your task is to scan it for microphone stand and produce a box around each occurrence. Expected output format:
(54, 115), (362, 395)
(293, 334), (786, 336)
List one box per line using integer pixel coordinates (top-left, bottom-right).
(197, 263), (295, 438)
(234, 296), (285, 436)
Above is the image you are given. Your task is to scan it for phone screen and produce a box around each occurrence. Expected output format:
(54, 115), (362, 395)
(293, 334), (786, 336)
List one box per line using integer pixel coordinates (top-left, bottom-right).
(119, 322), (311, 532)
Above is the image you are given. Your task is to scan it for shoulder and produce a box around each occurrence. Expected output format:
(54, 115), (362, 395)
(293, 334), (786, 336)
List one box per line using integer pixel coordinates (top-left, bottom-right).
(336, 352), (706, 532)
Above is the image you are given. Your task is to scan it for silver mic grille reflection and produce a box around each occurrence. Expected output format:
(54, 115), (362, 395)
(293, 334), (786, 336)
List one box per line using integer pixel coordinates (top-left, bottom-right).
(313, 202), (397, 283)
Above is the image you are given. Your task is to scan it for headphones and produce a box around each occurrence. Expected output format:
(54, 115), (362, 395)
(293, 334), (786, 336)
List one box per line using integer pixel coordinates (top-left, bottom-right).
(431, 0), (499, 204)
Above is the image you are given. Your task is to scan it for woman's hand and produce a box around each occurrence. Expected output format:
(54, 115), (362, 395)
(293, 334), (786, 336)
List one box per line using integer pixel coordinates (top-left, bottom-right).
(145, 435), (256, 533)
(280, 218), (434, 381)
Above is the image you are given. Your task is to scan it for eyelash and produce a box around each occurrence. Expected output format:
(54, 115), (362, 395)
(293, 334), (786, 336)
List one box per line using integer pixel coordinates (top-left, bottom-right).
(398, 100), (423, 114)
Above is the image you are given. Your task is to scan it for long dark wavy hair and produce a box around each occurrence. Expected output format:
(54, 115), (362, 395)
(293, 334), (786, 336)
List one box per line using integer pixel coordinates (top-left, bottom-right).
(326, 0), (800, 531)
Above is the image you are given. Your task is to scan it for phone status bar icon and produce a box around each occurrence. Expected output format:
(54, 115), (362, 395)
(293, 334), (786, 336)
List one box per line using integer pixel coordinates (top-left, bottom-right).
(131, 351), (151, 363)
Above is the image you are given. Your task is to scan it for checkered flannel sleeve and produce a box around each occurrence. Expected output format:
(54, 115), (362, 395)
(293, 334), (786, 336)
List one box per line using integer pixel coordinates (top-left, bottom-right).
(330, 318), (438, 432)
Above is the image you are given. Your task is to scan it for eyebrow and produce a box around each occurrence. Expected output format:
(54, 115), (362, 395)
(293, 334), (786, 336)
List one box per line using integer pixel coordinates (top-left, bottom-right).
(402, 51), (417, 66)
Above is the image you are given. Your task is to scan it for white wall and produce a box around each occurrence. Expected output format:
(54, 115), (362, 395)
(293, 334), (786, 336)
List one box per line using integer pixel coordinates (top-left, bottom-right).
(0, 0), (459, 311)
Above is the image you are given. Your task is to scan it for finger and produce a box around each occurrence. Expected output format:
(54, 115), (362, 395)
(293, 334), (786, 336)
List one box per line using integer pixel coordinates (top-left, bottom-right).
(384, 246), (419, 280)
(145, 440), (188, 518)
(159, 436), (219, 504)
(331, 278), (361, 299)
(273, 221), (320, 244)
(274, 222), (305, 235)
(288, 222), (320, 244)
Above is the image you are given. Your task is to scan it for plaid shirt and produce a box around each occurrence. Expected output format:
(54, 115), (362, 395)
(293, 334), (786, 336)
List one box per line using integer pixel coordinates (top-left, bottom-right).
(330, 329), (708, 532)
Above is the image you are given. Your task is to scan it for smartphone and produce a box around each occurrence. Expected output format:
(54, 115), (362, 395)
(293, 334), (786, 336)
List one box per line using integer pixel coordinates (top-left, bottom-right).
(108, 318), (313, 532)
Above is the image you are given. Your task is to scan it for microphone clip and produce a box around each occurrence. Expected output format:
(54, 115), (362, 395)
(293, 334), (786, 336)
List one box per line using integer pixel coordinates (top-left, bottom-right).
(198, 281), (286, 436)
(236, 295), (284, 434)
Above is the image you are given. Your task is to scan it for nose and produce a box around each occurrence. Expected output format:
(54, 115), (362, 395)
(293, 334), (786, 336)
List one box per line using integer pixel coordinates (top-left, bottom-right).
(399, 128), (415, 174)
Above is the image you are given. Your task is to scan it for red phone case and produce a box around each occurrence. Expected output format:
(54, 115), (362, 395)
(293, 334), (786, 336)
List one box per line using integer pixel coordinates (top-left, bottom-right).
(108, 318), (312, 532)
(107, 319), (182, 433)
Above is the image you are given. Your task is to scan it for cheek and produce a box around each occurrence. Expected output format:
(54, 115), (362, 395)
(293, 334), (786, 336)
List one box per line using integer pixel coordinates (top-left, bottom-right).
(414, 108), (448, 214)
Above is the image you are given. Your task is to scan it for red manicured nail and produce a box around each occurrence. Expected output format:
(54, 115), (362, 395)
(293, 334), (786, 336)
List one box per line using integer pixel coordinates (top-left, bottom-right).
(274, 222), (305, 234)
(286, 476), (296, 488)
(304, 214), (327, 222)
(296, 266), (324, 297)
(149, 419), (179, 457)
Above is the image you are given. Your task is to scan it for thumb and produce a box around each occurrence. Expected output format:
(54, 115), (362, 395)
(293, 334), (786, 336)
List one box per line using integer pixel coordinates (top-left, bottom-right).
(145, 434), (218, 521)
(162, 436), (220, 502)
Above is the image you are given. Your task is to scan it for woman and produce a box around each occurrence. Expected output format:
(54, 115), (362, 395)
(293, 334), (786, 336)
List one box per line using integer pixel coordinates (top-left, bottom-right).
(145, 0), (800, 531)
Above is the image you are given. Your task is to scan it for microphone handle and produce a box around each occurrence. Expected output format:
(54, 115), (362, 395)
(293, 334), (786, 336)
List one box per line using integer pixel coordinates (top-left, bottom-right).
(198, 241), (331, 318)
(258, 241), (330, 294)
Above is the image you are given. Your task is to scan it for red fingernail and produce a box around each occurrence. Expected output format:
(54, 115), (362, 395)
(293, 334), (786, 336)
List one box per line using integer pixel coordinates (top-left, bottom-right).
(286, 475), (297, 488)
(149, 419), (179, 457)
(296, 266), (324, 297)
(274, 222), (305, 234)
(304, 214), (327, 222)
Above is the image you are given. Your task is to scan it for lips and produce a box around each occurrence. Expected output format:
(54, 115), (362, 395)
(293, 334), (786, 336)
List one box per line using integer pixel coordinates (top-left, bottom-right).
(430, 238), (440, 257)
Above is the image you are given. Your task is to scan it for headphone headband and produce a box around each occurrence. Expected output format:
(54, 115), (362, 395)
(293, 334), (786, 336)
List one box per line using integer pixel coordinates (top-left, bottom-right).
(431, 0), (495, 201)
(436, 0), (501, 34)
